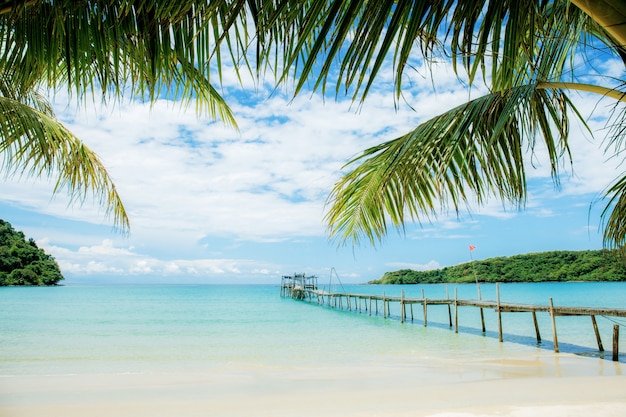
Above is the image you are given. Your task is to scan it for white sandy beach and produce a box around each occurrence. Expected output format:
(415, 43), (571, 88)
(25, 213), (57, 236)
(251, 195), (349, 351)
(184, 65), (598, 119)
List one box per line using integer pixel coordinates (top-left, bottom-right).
(1, 351), (625, 417)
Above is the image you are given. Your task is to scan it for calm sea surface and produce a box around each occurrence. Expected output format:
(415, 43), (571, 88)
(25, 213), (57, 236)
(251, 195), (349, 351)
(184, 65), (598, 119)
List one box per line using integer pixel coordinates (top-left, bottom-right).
(1, 282), (625, 377)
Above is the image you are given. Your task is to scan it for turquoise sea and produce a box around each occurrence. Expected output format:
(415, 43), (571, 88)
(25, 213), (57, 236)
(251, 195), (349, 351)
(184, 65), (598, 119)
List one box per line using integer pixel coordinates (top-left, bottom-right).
(1, 281), (625, 378)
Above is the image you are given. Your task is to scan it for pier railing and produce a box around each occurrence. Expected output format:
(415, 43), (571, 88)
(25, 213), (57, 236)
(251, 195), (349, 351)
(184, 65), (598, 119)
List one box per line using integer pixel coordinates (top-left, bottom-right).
(281, 281), (625, 361)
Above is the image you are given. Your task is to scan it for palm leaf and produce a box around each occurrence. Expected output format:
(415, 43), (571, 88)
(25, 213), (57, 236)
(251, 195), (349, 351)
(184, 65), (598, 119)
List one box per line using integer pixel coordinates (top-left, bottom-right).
(601, 174), (626, 248)
(0, 1), (246, 121)
(0, 95), (129, 231)
(251, 0), (619, 102)
(325, 84), (578, 246)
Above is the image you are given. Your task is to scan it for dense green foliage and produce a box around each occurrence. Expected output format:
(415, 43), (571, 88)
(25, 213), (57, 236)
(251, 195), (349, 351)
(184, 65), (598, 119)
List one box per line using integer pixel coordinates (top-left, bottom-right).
(371, 250), (626, 284)
(0, 219), (64, 286)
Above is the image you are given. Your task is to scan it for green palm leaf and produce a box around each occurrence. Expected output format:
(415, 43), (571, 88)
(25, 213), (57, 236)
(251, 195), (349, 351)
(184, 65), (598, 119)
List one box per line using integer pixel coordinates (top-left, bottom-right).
(325, 84), (578, 246)
(0, 94), (129, 231)
(0, 1), (242, 123)
(601, 175), (626, 248)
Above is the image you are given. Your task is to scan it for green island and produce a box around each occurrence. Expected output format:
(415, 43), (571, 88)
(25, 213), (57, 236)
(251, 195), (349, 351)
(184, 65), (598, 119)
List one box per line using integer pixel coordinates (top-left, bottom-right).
(371, 250), (626, 284)
(0, 219), (64, 286)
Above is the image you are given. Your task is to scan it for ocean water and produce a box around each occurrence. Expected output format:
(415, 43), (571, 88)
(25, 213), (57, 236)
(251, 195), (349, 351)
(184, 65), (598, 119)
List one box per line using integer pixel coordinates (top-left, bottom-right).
(1, 281), (625, 378)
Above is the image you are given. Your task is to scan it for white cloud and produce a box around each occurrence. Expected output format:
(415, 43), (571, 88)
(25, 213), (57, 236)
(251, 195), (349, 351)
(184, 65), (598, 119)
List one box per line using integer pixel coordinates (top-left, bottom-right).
(40, 238), (279, 278)
(385, 260), (441, 271)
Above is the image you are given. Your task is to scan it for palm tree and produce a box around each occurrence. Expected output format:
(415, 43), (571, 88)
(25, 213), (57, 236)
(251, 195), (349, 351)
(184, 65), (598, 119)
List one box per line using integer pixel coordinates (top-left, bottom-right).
(247, 0), (626, 248)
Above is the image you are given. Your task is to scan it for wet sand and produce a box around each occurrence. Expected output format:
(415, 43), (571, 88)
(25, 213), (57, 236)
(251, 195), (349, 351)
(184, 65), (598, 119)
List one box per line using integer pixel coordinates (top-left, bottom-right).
(1, 352), (625, 417)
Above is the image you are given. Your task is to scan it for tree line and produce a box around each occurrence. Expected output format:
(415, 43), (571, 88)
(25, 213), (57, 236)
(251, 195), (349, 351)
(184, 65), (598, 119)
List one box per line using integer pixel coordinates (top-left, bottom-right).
(0, 219), (64, 286)
(371, 250), (626, 284)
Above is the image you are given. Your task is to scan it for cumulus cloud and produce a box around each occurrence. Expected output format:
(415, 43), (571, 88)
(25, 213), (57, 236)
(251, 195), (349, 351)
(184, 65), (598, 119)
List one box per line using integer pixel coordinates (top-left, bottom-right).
(385, 260), (442, 272)
(41, 238), (279, 279)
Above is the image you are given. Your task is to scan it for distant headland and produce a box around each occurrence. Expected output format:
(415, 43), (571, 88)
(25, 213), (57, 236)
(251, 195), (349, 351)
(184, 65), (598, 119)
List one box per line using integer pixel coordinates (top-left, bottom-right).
(370, 250), (626, 284)
(0, 219), (64, 286)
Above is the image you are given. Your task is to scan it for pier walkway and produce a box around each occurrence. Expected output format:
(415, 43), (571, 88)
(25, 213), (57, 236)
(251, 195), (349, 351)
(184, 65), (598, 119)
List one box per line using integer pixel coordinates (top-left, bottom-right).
(280, 275), (626, 361)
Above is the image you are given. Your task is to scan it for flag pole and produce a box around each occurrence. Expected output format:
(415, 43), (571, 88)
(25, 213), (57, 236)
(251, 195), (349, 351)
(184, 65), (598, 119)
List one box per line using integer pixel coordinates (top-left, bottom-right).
(469, 245), (477, 284)
(470, 244), (486, 332)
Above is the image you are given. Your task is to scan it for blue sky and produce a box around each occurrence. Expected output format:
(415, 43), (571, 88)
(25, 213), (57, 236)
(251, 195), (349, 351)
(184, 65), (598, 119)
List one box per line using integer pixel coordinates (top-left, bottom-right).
(0, 57), (623, 284)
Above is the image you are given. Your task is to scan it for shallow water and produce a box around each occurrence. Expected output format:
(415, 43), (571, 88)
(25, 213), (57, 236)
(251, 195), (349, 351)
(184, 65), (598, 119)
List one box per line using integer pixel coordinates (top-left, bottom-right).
(1, 282), (625, 376)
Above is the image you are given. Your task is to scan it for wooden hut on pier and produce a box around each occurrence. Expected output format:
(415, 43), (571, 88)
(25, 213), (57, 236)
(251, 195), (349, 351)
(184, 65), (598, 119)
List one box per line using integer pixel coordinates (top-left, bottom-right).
(280, 273), (318, 299)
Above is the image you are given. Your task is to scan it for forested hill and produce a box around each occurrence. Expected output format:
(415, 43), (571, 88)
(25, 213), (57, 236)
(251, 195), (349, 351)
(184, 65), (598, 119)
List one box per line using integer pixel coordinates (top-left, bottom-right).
(371, 250), (626, 284)
(0, 219), (64, 286)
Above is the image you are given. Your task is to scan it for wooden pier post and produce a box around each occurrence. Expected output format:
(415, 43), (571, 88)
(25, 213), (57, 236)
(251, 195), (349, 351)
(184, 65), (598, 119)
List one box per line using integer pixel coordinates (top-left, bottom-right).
(613, 325), (620, 361)
(591, 315), (603, 351)
(422, 289), (427, 327)
(549, 297), (559, 353)
(454, 287), (458, 333)
(383, 292), (386, 319)
(446, 286), (452, 327)
(400, 289), (405, 323)
(368, 296), (372, 316)
(496, 283), (503, 343)
(532, 311), (541, 342)
(477, 283), (485, 333)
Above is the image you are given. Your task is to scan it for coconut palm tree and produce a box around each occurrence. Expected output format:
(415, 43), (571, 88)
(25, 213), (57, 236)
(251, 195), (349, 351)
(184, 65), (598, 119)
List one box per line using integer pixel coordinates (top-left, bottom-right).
(248, 0), (626, 247)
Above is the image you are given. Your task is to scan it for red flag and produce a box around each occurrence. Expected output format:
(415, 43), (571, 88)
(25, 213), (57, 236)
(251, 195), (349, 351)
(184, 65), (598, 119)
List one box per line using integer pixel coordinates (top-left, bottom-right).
(469, 245), (476, 252)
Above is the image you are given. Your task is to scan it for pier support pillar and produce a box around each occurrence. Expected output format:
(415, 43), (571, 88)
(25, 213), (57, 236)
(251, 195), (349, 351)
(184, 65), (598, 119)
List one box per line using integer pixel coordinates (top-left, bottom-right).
(591, 315), (603, 352)
(477, 283), (485, 333)
(383, 292), (386, 319)
(400, 290), (405, 323)
(549, 297), (559, 353)
(496, 283), (503, 343)
(454, 287), (458, 334)
(422, 289), (427, 327)
(446, 286), (452, 327)
(613, 325), (620, 361)
(532, 311), (541, 342)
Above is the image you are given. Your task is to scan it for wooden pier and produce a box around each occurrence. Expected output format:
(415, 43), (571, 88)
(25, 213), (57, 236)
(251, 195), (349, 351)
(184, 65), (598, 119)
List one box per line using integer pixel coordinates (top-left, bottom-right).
(280, 280), (626, 361)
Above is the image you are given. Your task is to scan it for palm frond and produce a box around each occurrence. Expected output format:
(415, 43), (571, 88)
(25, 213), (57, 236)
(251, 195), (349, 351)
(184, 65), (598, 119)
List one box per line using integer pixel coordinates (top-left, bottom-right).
(0, 1), (249, 122)
(0, 95), (129, 232)
(247, 0), (616, 103)
(601, 174), (626, 248)
(325, 83), (579, 246)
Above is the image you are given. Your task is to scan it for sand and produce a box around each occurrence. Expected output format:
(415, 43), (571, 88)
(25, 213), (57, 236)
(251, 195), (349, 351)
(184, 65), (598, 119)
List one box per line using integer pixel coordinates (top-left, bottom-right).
(1, 351), (625, 417)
